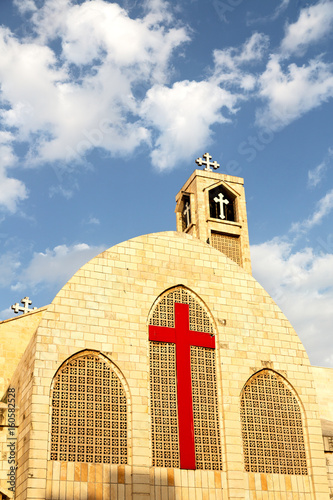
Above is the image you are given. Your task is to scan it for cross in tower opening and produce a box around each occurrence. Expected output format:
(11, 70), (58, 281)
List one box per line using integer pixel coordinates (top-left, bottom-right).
(183, 201), (191, 227)
(214, 192), (229, 220)
(195, 152), (220, 172)
(149, 302), (215, 470)
(11, 297), (37, 314)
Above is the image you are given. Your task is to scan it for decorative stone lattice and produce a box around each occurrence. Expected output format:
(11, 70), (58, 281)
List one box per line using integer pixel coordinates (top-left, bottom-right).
(50, 353), (127, 464)
(241, 370), (307, 475)
(150, 342), (179, 467)
(211, 232), (241, 266)
(149, 287), (222, 470)
(191, 346), (222, 470)
(150, 287), (213, 335)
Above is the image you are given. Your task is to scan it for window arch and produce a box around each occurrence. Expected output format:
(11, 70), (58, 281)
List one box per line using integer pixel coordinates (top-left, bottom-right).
(50, 351), (127, 464)
(240, 370), (307, 475)
(208, 184), (236, 222)
(149, 286), (222, 470)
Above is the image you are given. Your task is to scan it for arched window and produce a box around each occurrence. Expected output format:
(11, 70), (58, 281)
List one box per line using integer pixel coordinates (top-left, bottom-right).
(149, 286), (222, 470)
(240, 370), (307, 475)
(50, 352), (127, 464)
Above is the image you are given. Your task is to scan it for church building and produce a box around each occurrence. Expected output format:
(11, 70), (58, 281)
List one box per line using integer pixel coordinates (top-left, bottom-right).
(0, 154), (333, 499)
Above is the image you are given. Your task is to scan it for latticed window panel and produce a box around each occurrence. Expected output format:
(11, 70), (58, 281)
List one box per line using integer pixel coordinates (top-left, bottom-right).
(211, 232), (241, 266)
(50, 353), (127, 465)
(240, 370), (307, 475)
(150, 342), (180, 467)
(150, 287), (213, 335)
(149, 286), (222, 470)
(191, 346), (222, 470)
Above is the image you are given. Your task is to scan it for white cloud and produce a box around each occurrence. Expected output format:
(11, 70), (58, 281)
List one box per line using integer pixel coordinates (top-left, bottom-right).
(0, 242), (105, 318)
(48, 185), (76, 199)
(0, 252), (21, 287)
(290, 188), (333, 234)
(18, 243), (106, 288)
(251, 188), (333, 367)
(86, 216), (100, 226)
(0, 26), (68, 141)
(213, 33), (269, 89)
(308, 161), (328, 188)
(281, 1), (333, 57)
(140, 33), (271, 170)
(256, 56), (333, 129)
(0, 0), (189, 168)
(0, 242), (105, 314)
(140, 80), (238, 170)
(251, 239), (333, 367)
(269, 0), (290, 20)
(308, 147), (333, 187)
(136, 32), (273, 170)
(1, 0), (332, 174)
(13, 0), (37, 14)
(214, 32), (269, 68)
(0, 168), (27, 213)
(247, 0), (290, 25)
(0, 134), (28, 213)
(0, 307), (15, 321)
(32, 0), (188, 74)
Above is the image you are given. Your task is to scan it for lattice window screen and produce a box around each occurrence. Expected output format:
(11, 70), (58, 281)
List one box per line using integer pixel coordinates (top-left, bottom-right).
(211, 232), (241, 266)
(50, 353), (127, 464)
(191, 346), (222, 470)
(150, 287), (213, 334)
(149, 286), (222, 470)
(150, 342), (179, 467)
(241, 370), (307, 475)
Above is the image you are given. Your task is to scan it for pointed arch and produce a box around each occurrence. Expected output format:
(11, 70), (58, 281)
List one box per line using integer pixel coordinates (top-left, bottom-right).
(50, 350), (128, 465)
(148, 284), (216, 334)
(240, 369), (307, 475)
(148, 285), (222, 470)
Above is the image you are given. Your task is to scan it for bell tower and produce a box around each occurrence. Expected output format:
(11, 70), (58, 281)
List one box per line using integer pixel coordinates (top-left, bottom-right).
(175, 152), (252, 274)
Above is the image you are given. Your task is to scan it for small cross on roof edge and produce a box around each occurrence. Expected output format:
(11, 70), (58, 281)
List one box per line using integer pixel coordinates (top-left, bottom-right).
(11, 296), (37, 315)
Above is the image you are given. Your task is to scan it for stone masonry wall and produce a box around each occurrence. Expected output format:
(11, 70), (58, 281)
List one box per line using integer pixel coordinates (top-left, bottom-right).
(0, 308), (47, 396)
(7, 231), (330, 499)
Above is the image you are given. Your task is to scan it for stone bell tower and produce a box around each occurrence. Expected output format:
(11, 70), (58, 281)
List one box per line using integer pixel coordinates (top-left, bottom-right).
(175, 152), (252, 274)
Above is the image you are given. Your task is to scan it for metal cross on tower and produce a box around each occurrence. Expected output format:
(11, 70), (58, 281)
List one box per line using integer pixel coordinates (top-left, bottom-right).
(183, 202), (191, 227)
(11, 297), (37, 314)
(195, 152), (220, 172)
(214, 192), (229, 220)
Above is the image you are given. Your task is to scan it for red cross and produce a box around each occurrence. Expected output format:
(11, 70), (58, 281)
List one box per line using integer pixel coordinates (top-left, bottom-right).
(149, 302), (215, 470)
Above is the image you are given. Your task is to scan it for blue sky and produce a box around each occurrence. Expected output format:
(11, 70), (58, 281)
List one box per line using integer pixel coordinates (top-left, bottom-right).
(0, 0), (332, 367)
